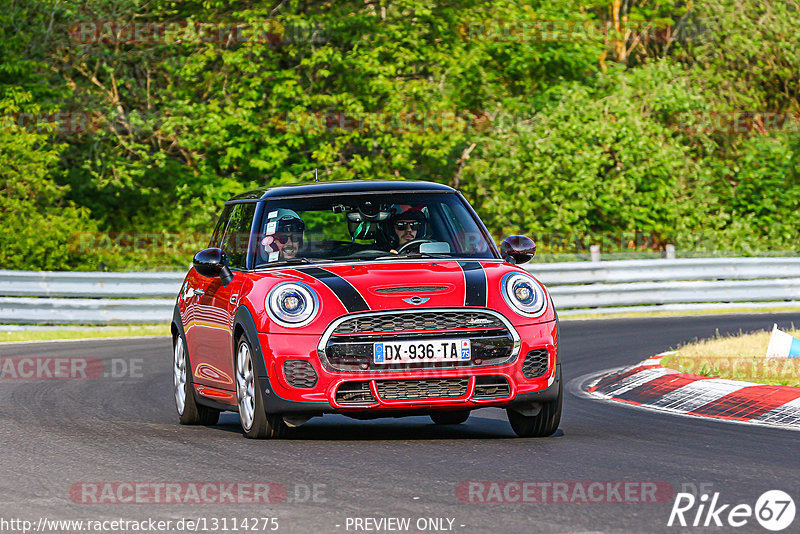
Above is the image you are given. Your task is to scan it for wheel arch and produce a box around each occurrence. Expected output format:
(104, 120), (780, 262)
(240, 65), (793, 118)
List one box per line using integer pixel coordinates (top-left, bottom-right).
(232, 304), (334, 416)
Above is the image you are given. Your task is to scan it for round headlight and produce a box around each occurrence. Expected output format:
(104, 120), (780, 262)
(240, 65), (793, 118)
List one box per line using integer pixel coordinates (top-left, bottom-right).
(501, 273), (547, 318)
(266, 282), (319, 327)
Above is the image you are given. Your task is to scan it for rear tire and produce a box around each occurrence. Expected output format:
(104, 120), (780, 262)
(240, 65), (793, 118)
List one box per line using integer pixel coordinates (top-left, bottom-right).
(506, 382), (562, 437)
(235, 335), (288, 439)
(173, 335), (220, 426)
(430, 411), (470, 425)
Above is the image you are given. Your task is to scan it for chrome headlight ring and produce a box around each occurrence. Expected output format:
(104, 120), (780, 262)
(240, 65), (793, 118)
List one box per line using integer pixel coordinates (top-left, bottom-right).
(501, 272), (547, 318)
(266, 281), (319, 328)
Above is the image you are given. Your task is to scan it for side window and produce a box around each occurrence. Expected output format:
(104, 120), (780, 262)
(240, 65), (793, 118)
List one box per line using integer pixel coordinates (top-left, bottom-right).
(210, 206), (233, 248)
(219, 203), (256, 268)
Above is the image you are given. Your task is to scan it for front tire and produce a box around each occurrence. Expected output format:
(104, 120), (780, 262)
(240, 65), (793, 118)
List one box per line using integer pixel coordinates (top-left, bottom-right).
(430, 411), (470, 425)
(235, 335), (288, 439)
(506, 382), (562, 437)
(173, 335), (220, 426)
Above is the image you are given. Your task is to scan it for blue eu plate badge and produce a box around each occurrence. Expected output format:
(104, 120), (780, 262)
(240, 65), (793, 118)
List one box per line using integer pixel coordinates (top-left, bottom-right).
(461, 340), (471, 360)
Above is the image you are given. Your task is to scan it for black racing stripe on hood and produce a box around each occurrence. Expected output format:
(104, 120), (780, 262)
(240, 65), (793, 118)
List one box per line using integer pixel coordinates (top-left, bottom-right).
(458, 261), (487, 307)
(295, 266), (370, 313)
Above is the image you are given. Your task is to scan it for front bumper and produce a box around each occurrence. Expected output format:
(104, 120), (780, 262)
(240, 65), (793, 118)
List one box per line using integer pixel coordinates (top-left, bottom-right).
(257, 321), (558, 415)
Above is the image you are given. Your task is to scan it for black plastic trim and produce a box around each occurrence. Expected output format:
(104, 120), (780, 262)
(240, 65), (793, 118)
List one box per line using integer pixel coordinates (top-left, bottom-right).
(228, 180), (455, 202)
(194, 396), (236, 412)
(509, 364), (561, 405)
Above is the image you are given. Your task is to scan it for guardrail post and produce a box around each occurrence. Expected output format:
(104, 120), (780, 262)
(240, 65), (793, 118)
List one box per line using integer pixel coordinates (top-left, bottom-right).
(666, 244), (676, 259)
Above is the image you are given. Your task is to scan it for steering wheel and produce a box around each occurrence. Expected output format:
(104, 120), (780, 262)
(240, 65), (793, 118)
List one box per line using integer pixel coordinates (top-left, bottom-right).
(396, 239), (434, 254)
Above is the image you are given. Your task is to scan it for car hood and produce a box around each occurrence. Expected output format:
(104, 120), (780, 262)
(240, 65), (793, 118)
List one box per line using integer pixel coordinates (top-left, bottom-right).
(317, 260), (486, 311)
(248, 259), (553, 334)
(298, 259), (547, 314)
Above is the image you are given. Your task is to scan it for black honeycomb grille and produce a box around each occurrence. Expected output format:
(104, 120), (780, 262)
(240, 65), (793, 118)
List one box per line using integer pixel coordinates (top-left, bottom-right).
(332, 311), (504, 334)
(375, 378), (469, 400)
(473, 375), (511, 399)
(521, 349), (549, 379)
(336, 381), (375, 404)
(283, 360), (318, 388)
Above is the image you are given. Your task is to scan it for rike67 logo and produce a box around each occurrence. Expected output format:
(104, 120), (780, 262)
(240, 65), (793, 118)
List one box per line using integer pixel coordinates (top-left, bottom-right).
(668, 490), (795, 531)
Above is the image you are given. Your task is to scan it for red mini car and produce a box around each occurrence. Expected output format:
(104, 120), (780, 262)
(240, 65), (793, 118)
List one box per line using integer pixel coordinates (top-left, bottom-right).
(172, 180), (560, 438)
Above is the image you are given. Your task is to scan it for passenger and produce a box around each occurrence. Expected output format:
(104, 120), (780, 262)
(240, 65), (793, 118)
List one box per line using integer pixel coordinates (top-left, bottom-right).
(261, 209), (305, 261)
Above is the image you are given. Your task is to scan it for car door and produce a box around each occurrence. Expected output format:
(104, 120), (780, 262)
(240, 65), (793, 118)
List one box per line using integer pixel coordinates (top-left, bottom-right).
(191, 203), (255, 392)
(183, 205), (231, 369)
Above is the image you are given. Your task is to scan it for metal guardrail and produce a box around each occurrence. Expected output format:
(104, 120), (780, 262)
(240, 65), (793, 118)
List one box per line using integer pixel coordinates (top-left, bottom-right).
(0, 270), (185, 298)
(0, 258), (799, 324)
(527, 257), (800, 285)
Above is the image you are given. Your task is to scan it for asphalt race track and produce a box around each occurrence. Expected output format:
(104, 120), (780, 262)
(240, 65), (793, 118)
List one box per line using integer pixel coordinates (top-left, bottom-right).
(1, 313), (798, 534)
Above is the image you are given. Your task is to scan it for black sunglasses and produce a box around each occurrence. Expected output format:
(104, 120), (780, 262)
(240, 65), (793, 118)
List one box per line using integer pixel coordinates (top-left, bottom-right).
(394, 221), (421, 231)
(274, 233), (301, 244)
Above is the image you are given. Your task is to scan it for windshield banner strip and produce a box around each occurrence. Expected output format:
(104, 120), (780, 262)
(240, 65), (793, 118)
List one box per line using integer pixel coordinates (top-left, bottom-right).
(294, 267), (370, 313)
(459, 261), (487, 307)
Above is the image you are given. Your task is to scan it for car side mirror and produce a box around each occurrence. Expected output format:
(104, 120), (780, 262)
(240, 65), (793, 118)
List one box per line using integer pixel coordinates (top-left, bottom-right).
(193, 248), (234, 286)
(500, 235), (536, 265)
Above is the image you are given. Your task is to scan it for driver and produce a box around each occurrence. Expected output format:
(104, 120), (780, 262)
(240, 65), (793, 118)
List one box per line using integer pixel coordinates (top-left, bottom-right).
(261, 209), (305, 261)
(389, 208), (426, 252)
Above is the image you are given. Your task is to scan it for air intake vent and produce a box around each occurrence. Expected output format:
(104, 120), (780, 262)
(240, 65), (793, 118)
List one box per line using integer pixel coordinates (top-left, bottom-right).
(375, 286), (448, 293)
(375, 378), (469, 400)
(283, 360), (318, 388)
(473, 375), (510, 399)
(336, 381), (375, 404)
(522, 349), (550, 379)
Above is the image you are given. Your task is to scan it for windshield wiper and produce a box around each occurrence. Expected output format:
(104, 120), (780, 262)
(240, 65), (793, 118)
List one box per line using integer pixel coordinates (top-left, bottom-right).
(266, 257), (326, 266)
(372, 252), (453, 260)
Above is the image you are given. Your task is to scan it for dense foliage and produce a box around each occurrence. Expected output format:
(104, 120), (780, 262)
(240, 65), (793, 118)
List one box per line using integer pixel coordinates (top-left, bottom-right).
(2, 0), (798, 270)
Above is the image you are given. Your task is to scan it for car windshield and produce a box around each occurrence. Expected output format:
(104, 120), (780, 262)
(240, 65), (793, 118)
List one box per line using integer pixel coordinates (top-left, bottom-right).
(253, 192), (497, 267)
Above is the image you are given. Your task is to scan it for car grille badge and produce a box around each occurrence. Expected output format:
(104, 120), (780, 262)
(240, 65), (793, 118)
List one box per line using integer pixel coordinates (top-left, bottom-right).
(402, 296), (430, 305)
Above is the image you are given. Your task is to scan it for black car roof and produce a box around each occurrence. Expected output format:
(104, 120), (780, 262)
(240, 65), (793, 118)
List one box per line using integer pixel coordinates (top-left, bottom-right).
(226, 180), (456, 203)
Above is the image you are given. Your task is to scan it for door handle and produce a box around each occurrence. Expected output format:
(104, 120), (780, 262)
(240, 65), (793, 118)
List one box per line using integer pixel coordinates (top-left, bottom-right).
(183, 287), (204, 301)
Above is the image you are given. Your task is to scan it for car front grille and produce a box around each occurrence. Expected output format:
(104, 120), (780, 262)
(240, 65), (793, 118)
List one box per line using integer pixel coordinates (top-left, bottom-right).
(473, 375), (511, 399)
(320, 310), (518, 372)
(374, 378), (469, 400)
(336, 381), (375, 405)
(331, 311), (505, 334)
(521, 349), (550, 379)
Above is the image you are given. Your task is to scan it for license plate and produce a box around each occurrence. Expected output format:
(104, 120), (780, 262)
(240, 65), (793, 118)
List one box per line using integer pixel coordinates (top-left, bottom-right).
(373, 339), (471, 364)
